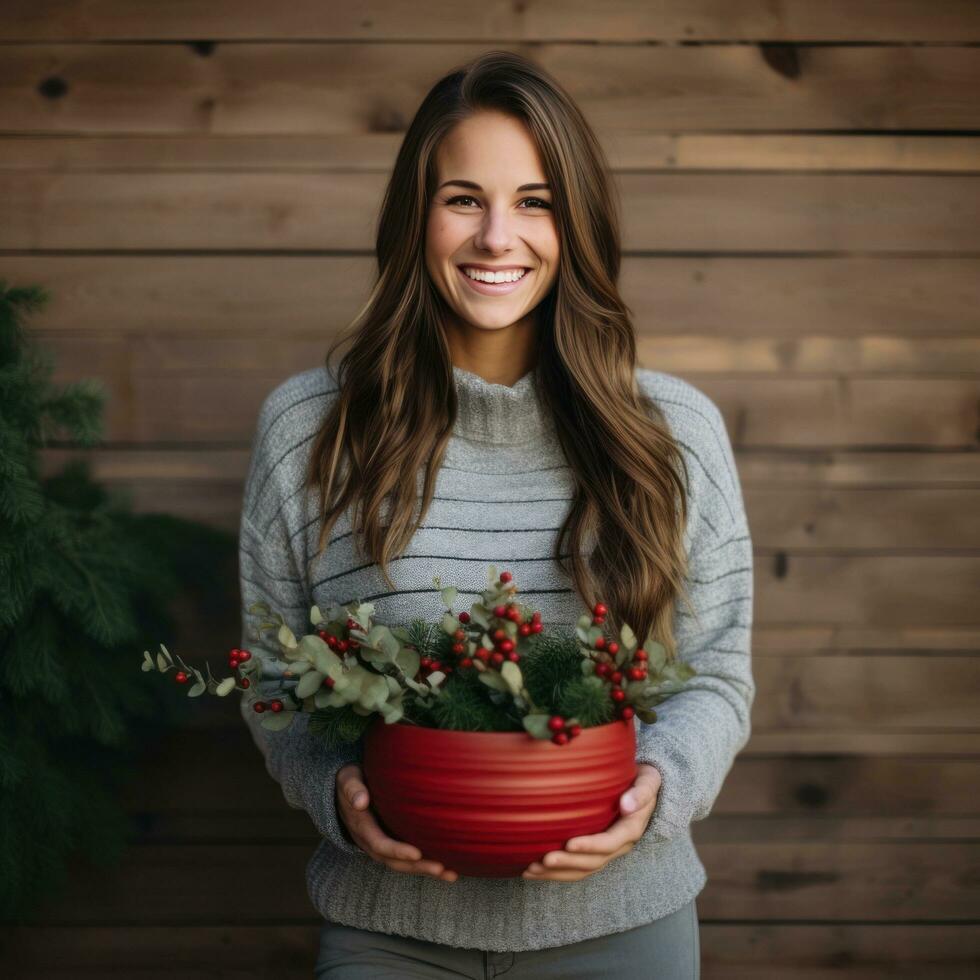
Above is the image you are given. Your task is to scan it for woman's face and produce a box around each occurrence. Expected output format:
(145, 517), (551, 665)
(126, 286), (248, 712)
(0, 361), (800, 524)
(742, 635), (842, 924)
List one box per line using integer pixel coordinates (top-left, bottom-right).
(425, 110), (560, 335)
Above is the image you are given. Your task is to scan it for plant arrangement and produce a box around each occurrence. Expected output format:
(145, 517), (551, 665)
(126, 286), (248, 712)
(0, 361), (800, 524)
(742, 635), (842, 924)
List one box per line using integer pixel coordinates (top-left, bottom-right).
(141, 565), (696, 746)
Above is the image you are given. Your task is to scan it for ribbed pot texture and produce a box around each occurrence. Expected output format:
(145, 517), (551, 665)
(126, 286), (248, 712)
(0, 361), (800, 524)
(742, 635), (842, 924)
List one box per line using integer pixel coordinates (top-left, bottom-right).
(362, 717), (637, 878)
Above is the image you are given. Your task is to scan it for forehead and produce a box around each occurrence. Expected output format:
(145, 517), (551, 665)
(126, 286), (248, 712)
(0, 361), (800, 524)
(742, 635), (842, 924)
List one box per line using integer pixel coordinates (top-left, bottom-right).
(435, 111), (548, 185)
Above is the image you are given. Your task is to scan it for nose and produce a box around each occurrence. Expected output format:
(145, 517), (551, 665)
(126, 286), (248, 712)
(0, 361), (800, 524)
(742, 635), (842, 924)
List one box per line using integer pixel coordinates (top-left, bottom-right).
(473, 206), (520, 254)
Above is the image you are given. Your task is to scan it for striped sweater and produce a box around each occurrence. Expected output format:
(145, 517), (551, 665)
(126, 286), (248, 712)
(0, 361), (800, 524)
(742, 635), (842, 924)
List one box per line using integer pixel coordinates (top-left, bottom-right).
(238, 362), (754, 952)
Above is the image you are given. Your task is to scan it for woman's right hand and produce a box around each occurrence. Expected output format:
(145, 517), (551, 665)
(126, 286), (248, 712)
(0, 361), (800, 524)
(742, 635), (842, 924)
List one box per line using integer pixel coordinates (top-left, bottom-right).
(336, 763), (459, 883)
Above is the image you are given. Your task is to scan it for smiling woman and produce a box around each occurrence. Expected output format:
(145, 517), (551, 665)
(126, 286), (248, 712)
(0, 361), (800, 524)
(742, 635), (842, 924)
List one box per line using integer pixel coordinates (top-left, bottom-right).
(238, 47), (753, 979)
(425, 110), (560, 340)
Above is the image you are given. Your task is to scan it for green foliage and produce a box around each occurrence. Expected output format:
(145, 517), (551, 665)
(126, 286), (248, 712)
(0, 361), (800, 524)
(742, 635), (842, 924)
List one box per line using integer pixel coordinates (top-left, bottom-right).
(519, 630), (582, 709)
(0, 280), (237, 922)
(409, 667), (518, 732)
(308, 703), (376, 745)
(555, 675), (616, 727)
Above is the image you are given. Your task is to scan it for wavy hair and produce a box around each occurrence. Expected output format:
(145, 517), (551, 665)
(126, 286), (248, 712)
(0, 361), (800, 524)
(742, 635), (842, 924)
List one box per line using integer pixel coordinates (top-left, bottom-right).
(305, 50), (695, 658)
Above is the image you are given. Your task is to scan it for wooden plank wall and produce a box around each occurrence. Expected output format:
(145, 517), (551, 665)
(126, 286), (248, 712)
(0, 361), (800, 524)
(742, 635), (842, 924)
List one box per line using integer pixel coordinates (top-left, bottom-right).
(1, 2), (979, 977)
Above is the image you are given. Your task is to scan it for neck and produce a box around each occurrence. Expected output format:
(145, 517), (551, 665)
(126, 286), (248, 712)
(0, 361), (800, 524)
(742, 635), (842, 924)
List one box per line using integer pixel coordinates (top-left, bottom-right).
(451, 363), (551, 446)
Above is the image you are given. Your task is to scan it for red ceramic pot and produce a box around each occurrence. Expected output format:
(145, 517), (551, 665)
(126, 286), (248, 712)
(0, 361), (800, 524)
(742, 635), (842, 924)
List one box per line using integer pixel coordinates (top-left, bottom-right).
(362, 717), (637, 878)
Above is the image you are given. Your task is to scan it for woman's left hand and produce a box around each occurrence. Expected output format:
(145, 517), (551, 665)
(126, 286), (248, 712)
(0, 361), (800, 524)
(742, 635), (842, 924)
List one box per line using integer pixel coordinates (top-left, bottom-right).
(520, 763), (662, 881)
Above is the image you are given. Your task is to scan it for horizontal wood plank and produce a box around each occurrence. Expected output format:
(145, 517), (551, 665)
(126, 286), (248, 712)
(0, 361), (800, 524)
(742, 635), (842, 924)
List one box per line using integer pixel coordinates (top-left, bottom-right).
(4, 255), (978, 337)
(4, 133), (980, 173)
(2, 0), (980, 42)
(4, 172), (980, 250)
(2, 922), (977, 980)
(2, 44), (979, 134)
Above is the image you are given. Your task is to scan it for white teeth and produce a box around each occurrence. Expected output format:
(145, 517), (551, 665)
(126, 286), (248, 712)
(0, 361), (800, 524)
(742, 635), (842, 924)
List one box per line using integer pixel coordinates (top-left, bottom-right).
(462, 267), (528, 284)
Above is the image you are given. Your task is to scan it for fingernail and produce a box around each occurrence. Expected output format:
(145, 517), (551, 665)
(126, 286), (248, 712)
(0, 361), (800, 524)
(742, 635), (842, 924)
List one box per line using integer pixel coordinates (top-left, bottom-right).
(353, 792), (366, 807)
(622, 791), (636, 812)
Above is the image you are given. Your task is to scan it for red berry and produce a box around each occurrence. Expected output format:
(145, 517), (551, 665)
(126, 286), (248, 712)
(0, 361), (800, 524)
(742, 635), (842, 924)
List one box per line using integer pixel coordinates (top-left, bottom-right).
(607, 642), (619, 655)
(430, 660), (443, 672)
(569, 724), (583, 737)
(507, 650), (520, 662)
(337, 640), (349, 652)
(547, 716), (565, 732)
(490, 651), (504, 666)
(635, 650), (648, 661)
(500, 571), (512, 583)
(595, 662), (611, 678)
(551, 732), (569, 746)
(531, 622), (543, 633)
(420, 657), (432, 668)
(322, 676), (335, 688)
(628, 667), (645, 681)
(611, 671), (623, 684)
(454, 629), (466, 641)
(270, 700), (283, 713)
(492, 628), (506, 641)
(458, 611), (470, 623)
(519, 623), (532, 636)
(621, 706), (635, 720)
(460, 657), (474, 668)
(611, 689), (626, 702)
(476, 648), (491, 662)
(452, 643), (466, 654)
(593, 602), (608, 617)
(174, 671), (189, 684)
(499, 639), (514, 653)
(241, 678), (250, 689)
(595, 636), (606, 650)
(493, 605), (507, 618)
(532, 611), (542, 622)
(253, 702), (266, 713)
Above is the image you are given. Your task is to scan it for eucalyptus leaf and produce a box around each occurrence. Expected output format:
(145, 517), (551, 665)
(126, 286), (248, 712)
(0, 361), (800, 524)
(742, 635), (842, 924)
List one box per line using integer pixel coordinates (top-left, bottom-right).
(187, 681), (207, 697)
(469, 604), (490, 629)
(310, 605), (323, 626)
(500, 660), (523, 696)
(296, 670), (325, 699)
(248, 601), (271, 615)
(426, 671), (446, 689)
(440, 585), (458, 608)
(216, 677), (237, 697)
(441, 611), (457, 635)
(394, 646), (420, 680)
(156, 652), (168, 671)
(379, 702), (404, 723)
(478, 671), (508, 693)
(278, 623), (297, 649)
(260, 711), (294, 731)
(619, 623), (637, 651)
(521, 713), (552, 739)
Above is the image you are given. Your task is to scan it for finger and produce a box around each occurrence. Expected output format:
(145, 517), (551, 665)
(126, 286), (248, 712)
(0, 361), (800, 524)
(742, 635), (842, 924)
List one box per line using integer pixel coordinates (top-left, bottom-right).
(621, 777), (660, 816)
(562, 824), (632, 855)
(523, 843), (632, 879)
(382, 856), (447, 878)
(526, 850), (607, 873)
(353, 814), (423, 863)
(337, 769), (372, 813)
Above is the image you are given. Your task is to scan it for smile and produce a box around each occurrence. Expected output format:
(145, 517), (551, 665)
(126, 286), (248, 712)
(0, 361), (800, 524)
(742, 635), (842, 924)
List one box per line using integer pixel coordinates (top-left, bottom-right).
(456, 265), (532, 296)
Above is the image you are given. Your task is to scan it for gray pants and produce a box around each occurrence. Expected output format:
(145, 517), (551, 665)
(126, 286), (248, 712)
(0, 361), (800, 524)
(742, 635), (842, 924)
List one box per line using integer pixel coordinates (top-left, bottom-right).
(314, 898), (700, 979)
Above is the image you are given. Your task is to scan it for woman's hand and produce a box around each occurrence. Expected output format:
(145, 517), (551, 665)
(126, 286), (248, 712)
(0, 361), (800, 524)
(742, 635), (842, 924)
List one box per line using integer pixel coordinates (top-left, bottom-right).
(521, 763), (662, 882)
(337, 763), (459, 883)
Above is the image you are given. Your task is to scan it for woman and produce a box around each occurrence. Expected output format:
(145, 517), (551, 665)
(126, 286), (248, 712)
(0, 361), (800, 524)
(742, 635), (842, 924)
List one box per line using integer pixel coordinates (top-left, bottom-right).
(238, 50), (753, 978)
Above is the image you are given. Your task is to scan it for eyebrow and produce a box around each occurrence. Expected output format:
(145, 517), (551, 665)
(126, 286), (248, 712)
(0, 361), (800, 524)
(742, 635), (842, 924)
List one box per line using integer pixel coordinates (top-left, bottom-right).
(437, 179), (551, 193)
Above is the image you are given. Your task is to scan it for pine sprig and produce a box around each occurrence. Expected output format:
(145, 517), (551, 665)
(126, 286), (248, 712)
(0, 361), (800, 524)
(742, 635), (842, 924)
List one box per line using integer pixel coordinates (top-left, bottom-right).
(308, 703), (375, 746)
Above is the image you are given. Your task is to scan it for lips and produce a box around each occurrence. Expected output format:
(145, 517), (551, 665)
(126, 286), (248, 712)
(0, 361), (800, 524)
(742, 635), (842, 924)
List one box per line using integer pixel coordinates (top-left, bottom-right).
(456, 264), (533, 296)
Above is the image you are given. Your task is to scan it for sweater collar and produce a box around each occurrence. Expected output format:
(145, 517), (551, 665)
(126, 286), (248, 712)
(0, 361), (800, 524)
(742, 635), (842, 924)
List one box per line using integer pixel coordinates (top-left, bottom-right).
(451, 363), (552, 445)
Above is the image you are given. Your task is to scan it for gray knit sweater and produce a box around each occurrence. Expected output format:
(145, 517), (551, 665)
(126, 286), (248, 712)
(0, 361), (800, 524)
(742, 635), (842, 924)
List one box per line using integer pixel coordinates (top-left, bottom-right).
(238, 362), (754, 952)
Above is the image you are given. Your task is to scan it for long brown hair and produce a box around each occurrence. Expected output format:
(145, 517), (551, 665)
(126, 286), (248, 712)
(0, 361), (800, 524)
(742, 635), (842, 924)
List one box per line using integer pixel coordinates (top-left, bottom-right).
(306, 50), (695, 658)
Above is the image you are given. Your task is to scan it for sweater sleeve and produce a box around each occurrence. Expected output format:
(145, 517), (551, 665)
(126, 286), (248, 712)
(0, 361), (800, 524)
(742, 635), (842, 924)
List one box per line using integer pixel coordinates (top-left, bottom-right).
(238, 423), (365, 858)
(635, 393), (755, 843)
